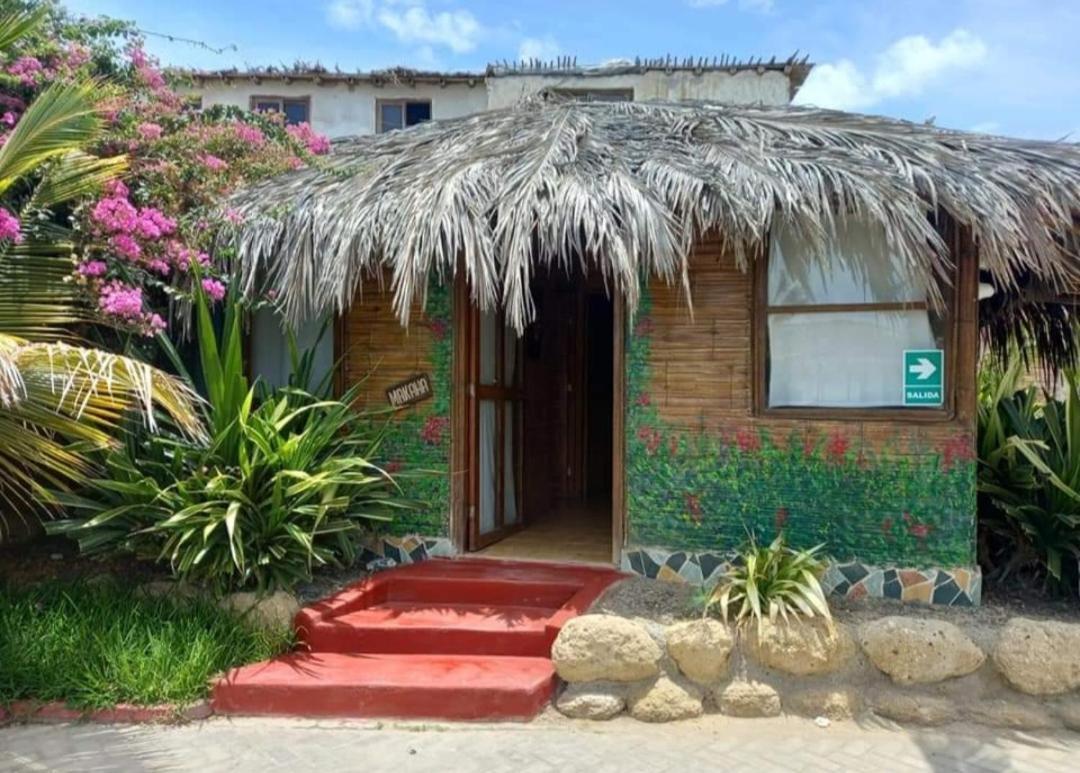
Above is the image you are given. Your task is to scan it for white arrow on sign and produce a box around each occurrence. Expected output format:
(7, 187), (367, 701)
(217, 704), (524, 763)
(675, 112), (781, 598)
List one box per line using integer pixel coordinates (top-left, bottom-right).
(908, 357), (937, 380)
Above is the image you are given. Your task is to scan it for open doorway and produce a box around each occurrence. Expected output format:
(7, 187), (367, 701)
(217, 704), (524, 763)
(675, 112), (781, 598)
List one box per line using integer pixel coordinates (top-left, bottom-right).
(465, 268), (615, 564)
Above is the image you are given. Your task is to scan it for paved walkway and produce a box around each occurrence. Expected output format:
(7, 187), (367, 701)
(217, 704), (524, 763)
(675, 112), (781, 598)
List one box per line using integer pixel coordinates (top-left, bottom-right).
(2, 713), (1079, 772)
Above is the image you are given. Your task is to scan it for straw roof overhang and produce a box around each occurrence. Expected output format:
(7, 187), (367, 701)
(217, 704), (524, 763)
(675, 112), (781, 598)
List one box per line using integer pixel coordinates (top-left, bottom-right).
(225, 98), (1080, 337)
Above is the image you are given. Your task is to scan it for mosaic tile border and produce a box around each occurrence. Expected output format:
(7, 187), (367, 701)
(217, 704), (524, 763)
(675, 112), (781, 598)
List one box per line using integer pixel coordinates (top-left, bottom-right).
(359, 534), (456, 568)
(621, 545), (981, 607)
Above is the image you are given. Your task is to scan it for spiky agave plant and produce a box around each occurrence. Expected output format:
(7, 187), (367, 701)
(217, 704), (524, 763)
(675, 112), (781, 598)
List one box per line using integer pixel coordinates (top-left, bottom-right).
(705, 534), (831, 630)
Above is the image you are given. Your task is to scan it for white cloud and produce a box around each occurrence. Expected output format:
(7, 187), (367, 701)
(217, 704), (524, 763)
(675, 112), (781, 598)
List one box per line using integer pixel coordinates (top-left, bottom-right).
(795, 29), (988, 111)
(326, 0), (483, 54)
(376, 3), (482, 54)
(518, 35), (560, 62)
(687, 0), (774, 12)
(326, 0), (373, 29)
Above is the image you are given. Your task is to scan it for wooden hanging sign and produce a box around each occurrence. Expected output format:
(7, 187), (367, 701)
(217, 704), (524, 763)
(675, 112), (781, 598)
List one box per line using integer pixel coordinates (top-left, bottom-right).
(386, 373), (433, 408)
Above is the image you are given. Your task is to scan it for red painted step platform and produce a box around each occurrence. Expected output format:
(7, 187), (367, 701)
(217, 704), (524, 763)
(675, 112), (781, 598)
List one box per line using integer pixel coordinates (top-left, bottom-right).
(213, 557), (623, 720)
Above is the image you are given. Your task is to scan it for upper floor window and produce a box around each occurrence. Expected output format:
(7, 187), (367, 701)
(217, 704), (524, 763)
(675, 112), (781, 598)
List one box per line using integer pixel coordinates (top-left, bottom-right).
(377, 99), (432, 133)
(250, 96), (310, 126)
(758, 219), (950, 412)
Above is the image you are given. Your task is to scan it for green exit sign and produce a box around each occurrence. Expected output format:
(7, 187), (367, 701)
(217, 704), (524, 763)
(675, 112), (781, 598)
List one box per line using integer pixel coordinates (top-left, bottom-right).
(903, 349), (944, 407)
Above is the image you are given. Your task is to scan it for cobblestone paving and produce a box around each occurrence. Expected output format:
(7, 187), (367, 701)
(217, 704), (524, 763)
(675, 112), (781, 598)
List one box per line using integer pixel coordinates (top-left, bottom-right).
(3, 713), (1079, 773)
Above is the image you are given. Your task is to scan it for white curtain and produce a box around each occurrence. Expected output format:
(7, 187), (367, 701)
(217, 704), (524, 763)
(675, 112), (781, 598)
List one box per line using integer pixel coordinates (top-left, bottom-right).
(503, 330), (519, 526)
(479, 400), (496, 534)
(768, 220), (937, 408)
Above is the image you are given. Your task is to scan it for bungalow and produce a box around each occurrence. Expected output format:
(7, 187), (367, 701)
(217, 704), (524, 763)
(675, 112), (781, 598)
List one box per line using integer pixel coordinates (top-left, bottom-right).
(226, 97), (1080, 607)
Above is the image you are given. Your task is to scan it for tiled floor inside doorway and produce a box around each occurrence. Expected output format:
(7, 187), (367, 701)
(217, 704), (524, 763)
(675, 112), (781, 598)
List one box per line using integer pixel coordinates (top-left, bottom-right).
(476, 502), (611, 564)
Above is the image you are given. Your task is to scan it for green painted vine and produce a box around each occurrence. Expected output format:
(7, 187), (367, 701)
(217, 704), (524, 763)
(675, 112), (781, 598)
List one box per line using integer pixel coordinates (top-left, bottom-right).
(376, 283), (452, 537)
(626, 289), (977, 568)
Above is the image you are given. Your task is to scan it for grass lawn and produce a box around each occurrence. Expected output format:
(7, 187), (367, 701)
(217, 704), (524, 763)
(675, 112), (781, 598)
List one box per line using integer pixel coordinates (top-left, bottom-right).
(0, 579), (292, 710)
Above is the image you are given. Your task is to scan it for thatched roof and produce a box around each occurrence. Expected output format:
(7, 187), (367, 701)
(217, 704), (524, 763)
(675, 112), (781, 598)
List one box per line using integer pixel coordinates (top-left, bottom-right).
(226, 98), (1080, 336)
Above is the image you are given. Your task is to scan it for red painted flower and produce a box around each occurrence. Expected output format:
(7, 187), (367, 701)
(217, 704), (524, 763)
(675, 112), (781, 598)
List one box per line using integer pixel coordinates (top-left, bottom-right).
(385, 460), (403, 474)
(940, 433), (975, 471)
(881, 517), (894, 536)
(637, 426), (662, 455)
(428, 318), (448, 341)
(908, 522), (933, 540)
(420, 415), (450, 445)
(685, 493), (703, 524)
(668, 434), (679, 456)
(825, 430), (850, 463)
(775, 507), (789, 531)
(635, 391), (652, 407)
(802, 434), (817, 459)
(633, 316), (654, 337)
(735, 427), (761, 454)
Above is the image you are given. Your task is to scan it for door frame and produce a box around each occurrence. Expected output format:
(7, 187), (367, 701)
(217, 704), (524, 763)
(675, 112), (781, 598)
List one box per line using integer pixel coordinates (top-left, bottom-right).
(449, 273), (627, 564)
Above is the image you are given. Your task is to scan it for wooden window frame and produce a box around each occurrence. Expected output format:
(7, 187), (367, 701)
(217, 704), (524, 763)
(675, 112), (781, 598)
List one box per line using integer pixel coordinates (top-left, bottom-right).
(248, 95), (311, 125)
(751, 230), (961, 423)
(375, 98), (433, 133)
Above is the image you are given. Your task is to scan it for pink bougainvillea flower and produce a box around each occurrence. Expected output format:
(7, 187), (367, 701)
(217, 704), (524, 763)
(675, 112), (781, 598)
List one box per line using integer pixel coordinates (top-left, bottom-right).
(0, 208), (22, 243)
(147, 258), (170, 275)
(146, 313), (167, 333)
(109, 233), (142, 260)
(223, 207), (244, 225)
(199, 153), (228, 172)
(7, 55), (43, 85)
(133, 207), (176, 239)
(200, 278), (226, 302)
(98, 280), (144, 319)
(62, 42), (91, 70)
(286, 122), (331, 155)
(137, 121), (163, 140)
(91, 195), (138, 234)
(0, 112), (16, 127)
(234, 123), (266, 146)
(77, 260), (108, 277)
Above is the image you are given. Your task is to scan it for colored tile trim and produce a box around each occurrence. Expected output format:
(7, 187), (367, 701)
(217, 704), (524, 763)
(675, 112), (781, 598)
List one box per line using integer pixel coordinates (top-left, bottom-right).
(361, 534), (456, 567)
(621, 546), (981, 607)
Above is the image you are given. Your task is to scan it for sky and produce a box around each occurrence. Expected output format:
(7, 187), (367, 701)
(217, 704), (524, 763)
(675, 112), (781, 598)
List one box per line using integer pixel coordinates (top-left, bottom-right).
(62, 0), (1080, 141)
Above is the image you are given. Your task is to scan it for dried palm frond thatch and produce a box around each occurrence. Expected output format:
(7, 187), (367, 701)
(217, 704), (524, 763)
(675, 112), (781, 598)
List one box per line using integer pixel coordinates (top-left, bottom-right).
(225, 98), (1080, 337)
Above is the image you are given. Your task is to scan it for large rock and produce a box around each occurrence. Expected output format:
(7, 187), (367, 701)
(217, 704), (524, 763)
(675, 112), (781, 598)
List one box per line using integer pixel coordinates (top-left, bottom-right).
(993, 618), (1080, 695)
(628, 677), (703, 723)
(219, 590), (300, 632)
(555, 682), (626, 720)
(870, 691), (956, 726)
(859, 617), (984, 685)
(1055, 698), (1080, 732)
(552, 615), (663, 683)
(746, 618), (854, 676)
(785, 689), (860, 721)
(665, 619), (734, 685)
(715, 681), (781, 718)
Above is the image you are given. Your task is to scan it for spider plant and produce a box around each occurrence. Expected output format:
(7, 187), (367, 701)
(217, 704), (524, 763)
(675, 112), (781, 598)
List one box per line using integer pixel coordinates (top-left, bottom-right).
(705, 534), (831, 630)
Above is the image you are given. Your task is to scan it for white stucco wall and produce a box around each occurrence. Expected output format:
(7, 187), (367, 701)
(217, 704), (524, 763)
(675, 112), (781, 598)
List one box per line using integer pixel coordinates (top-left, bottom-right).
(485, 69), (793, 109)
(185, 80), (488, 138)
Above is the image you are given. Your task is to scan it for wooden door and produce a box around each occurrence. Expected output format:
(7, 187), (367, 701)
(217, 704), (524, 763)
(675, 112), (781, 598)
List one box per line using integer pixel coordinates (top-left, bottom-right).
(467, 304), (524, 550)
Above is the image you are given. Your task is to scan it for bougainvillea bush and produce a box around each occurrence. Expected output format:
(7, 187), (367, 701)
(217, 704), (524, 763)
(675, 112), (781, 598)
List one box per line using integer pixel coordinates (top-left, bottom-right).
(1, 0), (331, 339)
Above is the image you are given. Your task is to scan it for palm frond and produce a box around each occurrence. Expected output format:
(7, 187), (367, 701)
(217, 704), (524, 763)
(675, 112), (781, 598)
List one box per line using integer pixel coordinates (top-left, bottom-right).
(31, 150), (128, 209)
(226, 99), (1080, 337)
(0, 6), (45, 53)
(0, 79), (103, 197)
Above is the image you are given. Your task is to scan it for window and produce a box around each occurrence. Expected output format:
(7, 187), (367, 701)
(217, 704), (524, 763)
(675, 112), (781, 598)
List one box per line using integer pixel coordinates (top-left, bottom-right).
(758, 219), (949, 412)
(377, 99), (432, 133)
(249, 96), (310, 125)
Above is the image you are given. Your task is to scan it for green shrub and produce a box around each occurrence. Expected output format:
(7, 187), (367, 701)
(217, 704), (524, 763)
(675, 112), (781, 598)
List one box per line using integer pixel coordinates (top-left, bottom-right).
(704, 534), (830, 629)
(50, 277), (415, 592)
(977, 358), (1080, 592)
(0, 579), (290, 709)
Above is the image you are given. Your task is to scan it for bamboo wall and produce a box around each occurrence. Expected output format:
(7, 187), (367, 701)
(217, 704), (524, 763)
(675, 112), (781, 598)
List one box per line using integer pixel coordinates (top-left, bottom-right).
(626, 235), (979, 568)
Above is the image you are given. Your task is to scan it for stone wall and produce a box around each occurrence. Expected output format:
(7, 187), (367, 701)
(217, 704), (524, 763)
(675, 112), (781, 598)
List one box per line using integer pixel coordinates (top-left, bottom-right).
(552, 613), (1080, 730)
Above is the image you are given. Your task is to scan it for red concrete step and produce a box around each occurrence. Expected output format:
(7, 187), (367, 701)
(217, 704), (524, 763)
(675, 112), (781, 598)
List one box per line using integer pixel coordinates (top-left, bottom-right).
(213, 652), (557, 721)
(215, 558), (624, 720)
(304, 601), (556, 656)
